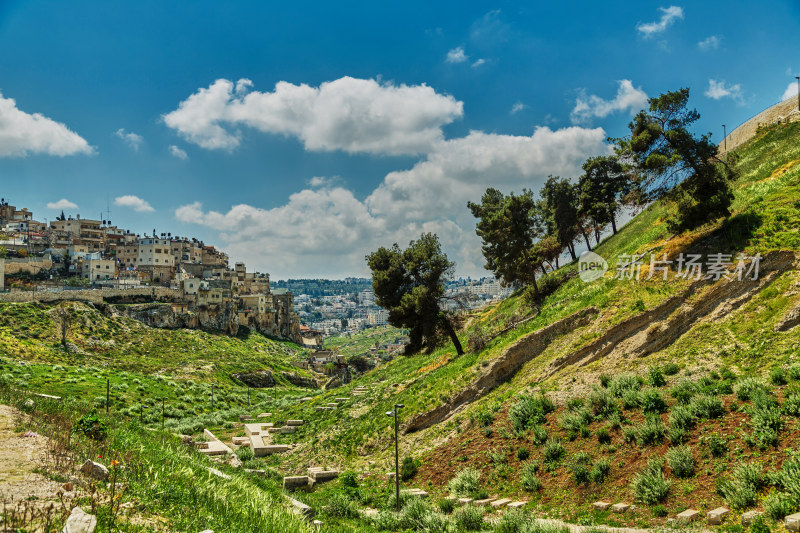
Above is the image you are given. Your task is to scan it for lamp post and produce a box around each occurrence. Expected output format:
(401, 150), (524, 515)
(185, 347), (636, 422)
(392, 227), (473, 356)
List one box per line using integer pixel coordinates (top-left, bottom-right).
(722, 124), (727, 152)
(386, 403), (404, 511)
(796, 77), (799, 112)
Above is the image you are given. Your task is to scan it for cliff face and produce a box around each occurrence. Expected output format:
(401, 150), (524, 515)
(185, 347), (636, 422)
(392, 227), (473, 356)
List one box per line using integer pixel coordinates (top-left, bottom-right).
(105, 302), (240, 337)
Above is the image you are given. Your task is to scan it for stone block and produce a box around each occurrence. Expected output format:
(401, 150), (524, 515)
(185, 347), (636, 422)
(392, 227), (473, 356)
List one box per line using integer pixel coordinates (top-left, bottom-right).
(611, 503), (629, 514)
(474, 498), (497, 506)
(283, 476), (310, 490)
(593, 501), (611, 511)
(786, 512), (800, 532)
(244, 468), (265, 477)
(280, 426), (296, 434)
(308, 467), (339, 482)
(457, 498), (473, 506)
(257, 412), (272, 418)
(401, 488), (429, 498)
(286, 420), (304, 426)
(506, 501), (527, 509)
(80, 460), (108, 481)
(490, 498), (512, 509)
(334, 398), (349, 402)
(707, 507), (729, 525)
(63, 506), (97, 533)
(289, 497), (314, 520)
(677, 509), (700, 522)
(232, 437), (250, 446)
(742, 511), (762, 526)
(386, 472), (396, 481)
(239, 415), (254, 421)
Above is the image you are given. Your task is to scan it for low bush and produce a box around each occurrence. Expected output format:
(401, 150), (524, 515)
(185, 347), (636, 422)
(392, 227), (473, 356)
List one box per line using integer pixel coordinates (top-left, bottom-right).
(704, 434), (729, 458)
(590, 457), (611, 483)
(589, 387), (619, 418)
(782, 393), (800, 417)
(652, 505), (668, 517)
(516, 447), (530, 461)
(670, 380), (699, 404)
(716, 463), (764, 509)
(748, 392), (783, 448)
(666, 446), (695, 478)
(324, 493), (359, 518)
(447, 467), (482, 499)
(509, 394), (554, 433)
(631, 459), (671, 504)
(640, 389), (668, 414)
(543, 438), (565, 462)
(610, 374), (642, 398)
(662, 363), (680, 376)
(622, 389), (640, 410)
(770, 367), (788, 386)
(690, 394), (725, 419)
(495, 508), (529, 533)
(599, 374), (611, 388)
(597, 427), (611, 444)
(400, 457), (418, 481)
(636, 416), (666, 447)
(649, 366), (667, 387)
(734, 377), (766, 401)
(559, 410), (591, 440)
(667, 425), (686, 445)
(763, 492), (798, 520)
(669, 404), (697, 430)
(437, 497), (456, 515)
(531, 424), (548, 445)
(452, 505), (484, 531)
(789, 366), (800, 381)
(521, 461), (542, 492)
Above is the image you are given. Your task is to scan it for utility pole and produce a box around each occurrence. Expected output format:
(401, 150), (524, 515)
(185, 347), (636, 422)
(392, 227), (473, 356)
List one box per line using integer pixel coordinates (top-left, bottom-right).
(386, 403), (404, 511)
(796, 77), (799, 112)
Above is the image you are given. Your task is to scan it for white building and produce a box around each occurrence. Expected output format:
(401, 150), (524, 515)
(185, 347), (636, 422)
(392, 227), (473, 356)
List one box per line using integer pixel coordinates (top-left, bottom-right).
(138, 238), (175, 267)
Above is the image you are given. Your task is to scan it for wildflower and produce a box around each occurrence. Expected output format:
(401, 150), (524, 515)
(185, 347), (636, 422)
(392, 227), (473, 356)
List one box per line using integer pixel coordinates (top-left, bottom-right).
(110, 460), (119, 467)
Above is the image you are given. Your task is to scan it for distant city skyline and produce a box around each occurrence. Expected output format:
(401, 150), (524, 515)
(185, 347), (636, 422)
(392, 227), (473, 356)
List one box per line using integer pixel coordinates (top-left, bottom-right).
(1, 1), (798, 278)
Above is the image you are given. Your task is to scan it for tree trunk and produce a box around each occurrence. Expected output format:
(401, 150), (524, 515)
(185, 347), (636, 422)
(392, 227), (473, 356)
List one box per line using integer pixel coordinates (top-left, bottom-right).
(611, 215), (617, 234)
(442, 316), (464, 356)
(540, 264), (548, 276)
(567, 242), (577, 261)
(580, 226), (592, 251)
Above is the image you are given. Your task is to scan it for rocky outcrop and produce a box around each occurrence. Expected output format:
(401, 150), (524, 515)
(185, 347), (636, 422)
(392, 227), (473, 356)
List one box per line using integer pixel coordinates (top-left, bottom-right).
(232, 370), (276, 388)
(106, 302), (240, 336)
(282, 372), (319, 389)
(404, 306), (599, 433)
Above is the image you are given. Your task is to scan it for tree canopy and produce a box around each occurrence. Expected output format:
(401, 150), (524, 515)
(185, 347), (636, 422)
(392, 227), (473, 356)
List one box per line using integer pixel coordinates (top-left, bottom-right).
(366, 233), (463, 355)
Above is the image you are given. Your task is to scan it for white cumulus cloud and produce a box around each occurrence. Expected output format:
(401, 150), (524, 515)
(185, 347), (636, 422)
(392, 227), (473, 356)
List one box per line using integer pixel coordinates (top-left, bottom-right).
(0, 91), (93, 157)
(782, 81), (798, 102)
(114, 195), (155, 212)
(46, 199), (78, 210)
(637, 6), (684, 37)
(446, 47), (468, 63)
(169, 145), (188, 160)
(704, 79), (744, 103)
(698, 35), (721, 51)
(570, 80), (648, 125)
(115, 128), (144, 151)
(163, 77), (463, 156)
(174, 125), (608, 278)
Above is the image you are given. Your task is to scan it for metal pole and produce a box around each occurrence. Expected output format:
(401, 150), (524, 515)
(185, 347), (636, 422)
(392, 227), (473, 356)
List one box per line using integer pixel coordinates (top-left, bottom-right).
(796, 77), (799, 112)
(106, 379), (110, 414)
(722, 125), (727, 152)
(394, 408), (400, 512)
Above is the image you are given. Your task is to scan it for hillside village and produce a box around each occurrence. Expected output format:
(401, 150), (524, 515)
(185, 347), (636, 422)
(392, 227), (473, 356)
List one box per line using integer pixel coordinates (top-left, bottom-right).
(0, 201), (302, 342)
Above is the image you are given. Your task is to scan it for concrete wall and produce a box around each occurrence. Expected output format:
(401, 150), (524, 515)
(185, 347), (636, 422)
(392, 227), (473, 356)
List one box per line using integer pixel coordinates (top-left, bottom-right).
(0, 286), (180, 304)
(720, 97), (800, 155)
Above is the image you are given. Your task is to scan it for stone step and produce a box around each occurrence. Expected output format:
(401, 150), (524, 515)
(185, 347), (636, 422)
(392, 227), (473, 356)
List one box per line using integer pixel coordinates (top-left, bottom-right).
(786, 512), (800, 532)
(742, 511), (762, 526)
(283, 476), (310, 490)
(506, 501), (527, 509)
(457, 498), (473, 506)
(286, 420), (305, 426)
(288, 497), (314, 521)
(707, 507), (729, 525)
(231, 436), (250, 446)
(239, 415), (254, 421)
(401, 488), (429, 498)
(592, 501), (611, 511)
(307, 467), (339, 482)
(490, 498), (512, 509)
(244, 423), (273, 437)
(473, 498), (497, 506)
(250, 434), (290, 457)
(676, 509), (700, 523)
(611, 503), (629, 514)
(257, 412), (272, 418)
(280, 426), (296, 434)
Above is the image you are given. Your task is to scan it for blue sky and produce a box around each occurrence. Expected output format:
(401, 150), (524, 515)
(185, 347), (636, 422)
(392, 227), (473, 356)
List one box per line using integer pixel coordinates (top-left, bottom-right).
(1, 0), (798, 278)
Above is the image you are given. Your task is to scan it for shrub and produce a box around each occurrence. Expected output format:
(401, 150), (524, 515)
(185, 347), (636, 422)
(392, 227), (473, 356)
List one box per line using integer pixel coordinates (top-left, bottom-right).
(652, 505), (668, 517)
(669, 404), (697, 430)
(339, 470), (359, 488)
(398, 498), (436, 530)
(640, 389), (668, 414)
(750, 516), (771, 533)
(789, 366), (800, 381)
(372, 510), (400, 531)
(763, 492), (798, 520)
(770, 455), (800, 503)
(636, 416), (666, 447)
(590, 457), (611, 483)
(400, 457), (418, 481)
(610, 374), (642, 398)
(566, 397), (584, 410)
(495, 508), (529, 533)
(437, 497), (456, 515)
(662, 363), (680, 376)
(649, 366), (667, 387)
(622, 390), (640, 410)
(631, 459), (671, 504)
(607, 412), (623, 430)
(543, 438), (565, 462)
(734, 377), (766, 401)
(74, 410), (107, 441)
(559, 411), (590, 440)
(599, 374), (611, 388)
(324, 493), (359, 518)
(667, 426), (686, 445)
(521, 461), (542, 492)
(783, 393), (800, 417)
(516, 447), (530, 461)
(623, 426), (638, 444)
(749, 393), (783, 448)
(531, 424), (548, 445)
(473, 408), (494, 428)
(589, 387), (619, 418)
(597, 427), (611, 444)
(670, 380), (699, 404)
(572, 463), (591, 485)
(509, 394), (554, 433)
(236, 446), (254, 461)
(770, 367), (788, 386)
(666, 446), (695, 478)
(716, 463), (764, 509)
(704, 434), (728, 458)
(690, 395), (725, 419)
(447, 467), (482, 498)
(453, 505), (484, 531)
